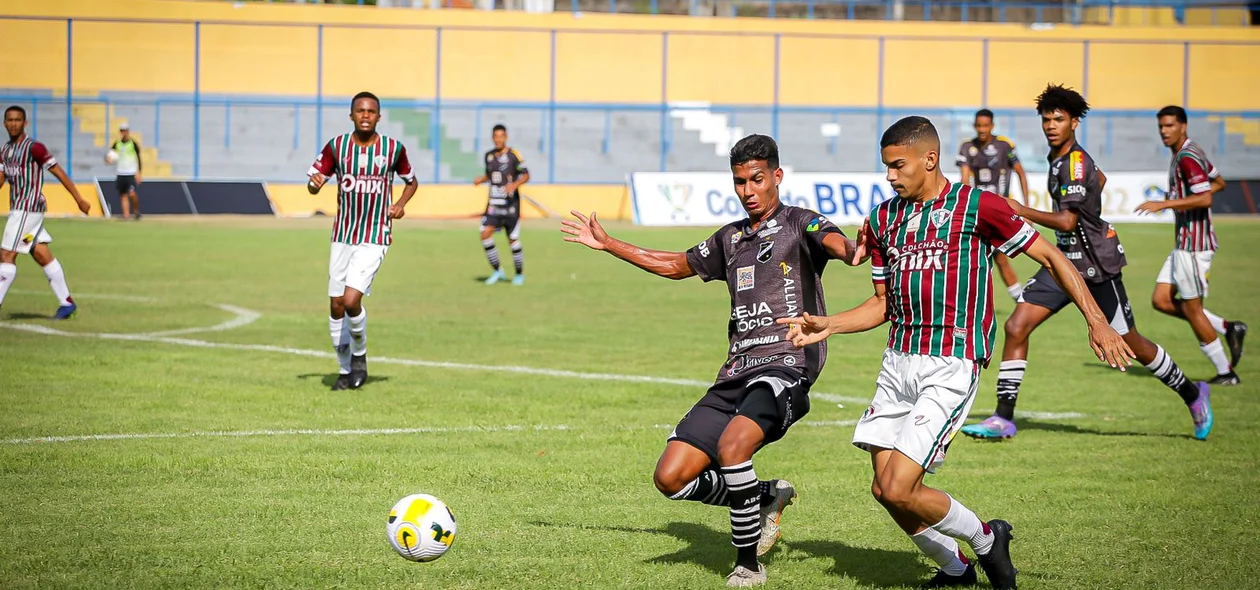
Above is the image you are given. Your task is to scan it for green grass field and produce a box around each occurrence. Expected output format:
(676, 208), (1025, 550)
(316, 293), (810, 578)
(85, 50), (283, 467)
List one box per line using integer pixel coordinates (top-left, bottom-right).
(2, 216), (1258, 590)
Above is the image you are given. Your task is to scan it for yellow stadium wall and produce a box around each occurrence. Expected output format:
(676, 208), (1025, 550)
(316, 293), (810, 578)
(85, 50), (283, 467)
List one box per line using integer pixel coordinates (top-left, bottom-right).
(2, 0), (1258, 112)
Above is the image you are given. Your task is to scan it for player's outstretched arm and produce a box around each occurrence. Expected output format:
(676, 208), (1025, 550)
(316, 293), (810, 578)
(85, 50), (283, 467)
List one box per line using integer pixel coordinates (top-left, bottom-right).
(777, 283), (888, 347)
(560, 210), (696, 280)
(821, 225), (866, 266)
(1013, 161), (1031, 206)
(1007, 198), (1078, 233)
(1022, 236), (1134, 370)
(49, 164), (91, 215)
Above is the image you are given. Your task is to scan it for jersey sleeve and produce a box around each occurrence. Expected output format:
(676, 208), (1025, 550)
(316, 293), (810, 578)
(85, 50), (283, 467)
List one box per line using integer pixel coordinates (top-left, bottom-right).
(685, 228), (727, 282)
(801, 211), (844, 251)
(394, 144), (416, 183)
(867, 220), (888, 285)
(30, 142), (57, 170)
(977, 191), (1038, 257)
(511, 149), (529, 175)
(309, 141), (336, 177)
(1178, 153), (1213, 195)
(1056, 150), (1093, 210)
(955, 142), (970, 167)
(1002, 138), (1020, 165)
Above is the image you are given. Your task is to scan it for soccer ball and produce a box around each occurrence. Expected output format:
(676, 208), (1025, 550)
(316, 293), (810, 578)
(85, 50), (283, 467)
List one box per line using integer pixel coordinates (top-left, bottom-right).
(386, 493), (456, 562)
(105, 149), (118, 164)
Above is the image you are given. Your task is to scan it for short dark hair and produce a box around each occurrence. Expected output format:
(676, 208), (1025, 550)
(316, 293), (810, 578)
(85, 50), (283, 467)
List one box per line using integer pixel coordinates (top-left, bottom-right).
(492, 124), (507, 134)
(350, 91), (380, 111)
(1035, 84), (1090, 119)
(975, 108), (994, 120)
(729, 134), (779, 169)
(880, 116), (940, 151)
(1157, 105), (1188, 124)
(4, 105), (25, 121)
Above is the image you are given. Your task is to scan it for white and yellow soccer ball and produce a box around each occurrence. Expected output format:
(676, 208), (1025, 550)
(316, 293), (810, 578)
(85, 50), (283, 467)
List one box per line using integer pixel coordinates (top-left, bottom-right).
(105, 149), (118, 164)
(387, 493), (456, 562)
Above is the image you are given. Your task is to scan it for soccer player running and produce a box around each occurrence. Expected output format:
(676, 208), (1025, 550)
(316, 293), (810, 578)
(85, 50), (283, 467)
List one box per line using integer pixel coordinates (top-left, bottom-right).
(961, 86), (1215, 442)
(473, 124), (529, 285)
(1135, 105), (1245, 385)
(562, 135), (864, 587)
(0, 105), (92, 318)
(307, 92), (418, 391)
(108, 122), (142, 220)
(779, 116), (1133, 589)
(956, 109), (1031, 300)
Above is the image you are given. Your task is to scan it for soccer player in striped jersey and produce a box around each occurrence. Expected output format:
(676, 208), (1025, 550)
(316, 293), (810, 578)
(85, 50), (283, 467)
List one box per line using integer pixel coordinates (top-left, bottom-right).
(962, 85), (1215, 443)
(780, 116), (1132, 589)
(956, 109), (1031, 301)
(473, 124), (529, 285)
(0, 105), (93, 319)
(1135, 105), (1245, 385)
(563, 134), (866, 587)
(308, 92), (418, 391)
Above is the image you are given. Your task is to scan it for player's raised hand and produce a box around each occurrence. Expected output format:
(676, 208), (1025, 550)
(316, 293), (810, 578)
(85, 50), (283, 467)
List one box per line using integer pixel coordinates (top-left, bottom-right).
(561, 210), (609, 251)
(1087, 322), (1136, 372)
(851, 217), (871, 263)
(776, 313), (833, 347)
(1134, 200), (1165, 216)
(387, 205), (405, 219)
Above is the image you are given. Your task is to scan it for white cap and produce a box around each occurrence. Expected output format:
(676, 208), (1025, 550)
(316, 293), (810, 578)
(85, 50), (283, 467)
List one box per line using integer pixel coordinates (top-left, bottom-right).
(118, 122), (129, 131)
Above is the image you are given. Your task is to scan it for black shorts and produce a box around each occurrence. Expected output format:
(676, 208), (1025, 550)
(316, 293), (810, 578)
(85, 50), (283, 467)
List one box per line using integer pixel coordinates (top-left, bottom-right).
(480, 214), (520, 239)
(115, 175), (137, 195)
(1019, 267), (1135, 335)
(668, 370), (812, 463)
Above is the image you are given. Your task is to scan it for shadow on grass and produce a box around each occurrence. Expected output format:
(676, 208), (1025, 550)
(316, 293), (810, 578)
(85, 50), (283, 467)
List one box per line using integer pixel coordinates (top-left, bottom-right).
(1012, 419), (1193, 440)
(531, 520), (925, 587)
(296, 373), (392, 388)
(4, 312), (51, 320)
(1078, 362), (1158, 378)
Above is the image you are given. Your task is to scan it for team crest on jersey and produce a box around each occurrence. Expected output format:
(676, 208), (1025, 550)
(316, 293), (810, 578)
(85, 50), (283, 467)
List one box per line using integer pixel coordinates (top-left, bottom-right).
(373, 155), (387, 169)
(730, 231), (743, 245)
(983, 144), (998, 156)
(757, 241), (774, 263)
(968, 146), (979, 157)
(929, 209), (952, 229)
(736, 266), (755, 291)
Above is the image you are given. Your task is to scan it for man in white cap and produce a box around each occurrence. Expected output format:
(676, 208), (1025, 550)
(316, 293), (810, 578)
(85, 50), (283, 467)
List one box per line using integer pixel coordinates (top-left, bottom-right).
(107, 122), (142, 219)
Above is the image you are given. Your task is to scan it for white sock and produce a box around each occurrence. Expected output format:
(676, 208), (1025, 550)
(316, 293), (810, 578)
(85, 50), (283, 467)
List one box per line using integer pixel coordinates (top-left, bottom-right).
(330, 316), (350, 374)
(1200, 338), (1232, 375)
(1006, 283), (1023, 300)
(931, 495), (994, 556)
(0, 263), (15, 305)
(348, 307), (367, 357)
(42, 259), (73, 306)
(1203, 309), (1228, 335)
(910, 528), (969, 576)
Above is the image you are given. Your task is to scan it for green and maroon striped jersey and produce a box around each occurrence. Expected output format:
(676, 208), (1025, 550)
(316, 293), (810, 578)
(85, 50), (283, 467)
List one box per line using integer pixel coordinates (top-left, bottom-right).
(867, 183), (1038, 364)
(1167, 138), (1219, 252)
(1, 137), (57, 213)
(309, 133), (415, 246)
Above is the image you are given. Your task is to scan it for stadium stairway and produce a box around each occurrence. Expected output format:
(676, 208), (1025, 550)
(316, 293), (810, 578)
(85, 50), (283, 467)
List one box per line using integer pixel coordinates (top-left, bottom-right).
(70, 101), (173, 178)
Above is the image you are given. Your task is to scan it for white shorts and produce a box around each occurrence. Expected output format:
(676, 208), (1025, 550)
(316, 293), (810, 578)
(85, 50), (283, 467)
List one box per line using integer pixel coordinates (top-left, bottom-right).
(852, 349), (980, 474)
(328, 242), (388, 297)
(1156, 249), (1213, 299)
(2, 211), (52, 254)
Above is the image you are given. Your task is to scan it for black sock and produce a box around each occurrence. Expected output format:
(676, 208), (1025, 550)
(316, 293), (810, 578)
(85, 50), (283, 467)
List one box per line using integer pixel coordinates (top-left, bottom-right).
(721, 460), (761, 571)
(995, 360), (1027, 421)
(758, 479), (777, 507)
(668, 469), (728, 506)
(1145, 345), (1200, 404)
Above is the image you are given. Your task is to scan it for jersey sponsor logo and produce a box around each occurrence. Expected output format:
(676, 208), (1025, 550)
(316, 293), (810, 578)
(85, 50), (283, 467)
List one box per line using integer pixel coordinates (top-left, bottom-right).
(21, 232), (34, 244)
(782, 272), (798, 317)
(783, 355), (796, 366)
(731, 301), (773, 331)
(1065, 185), (1086, 196)
(737, 266), (755, 291)
(968, 146), (979, 156)
(339, 173), (387, 195)
(731, 231), (743, 244)
(928, 209), (952, 229)
(889, 240), (947, 272)
(1070, 152), (1084, 181)
(757, 241), (774, 263)
(952, 327), (968, 339)
(983, 144), (998, 156)
(978, 168), (993, 183)
(731, 334), (780, 353)
(757, 225), (782, 237)
(725, 353), (781, 377)
(697, 240), (711, 257)
(806, 216), (826, 232)
(780, 262), (792, 276)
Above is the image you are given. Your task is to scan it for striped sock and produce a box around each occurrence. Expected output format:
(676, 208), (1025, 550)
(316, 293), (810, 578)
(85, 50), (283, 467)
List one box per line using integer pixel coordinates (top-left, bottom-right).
(482, 238), (501, 271)
(668, 469), (729, 506)
(721, 460), (761, 570)
(1145, 345), (1198, 404)
(995, 360), (1026, 421)
(510, 239), (524, 275)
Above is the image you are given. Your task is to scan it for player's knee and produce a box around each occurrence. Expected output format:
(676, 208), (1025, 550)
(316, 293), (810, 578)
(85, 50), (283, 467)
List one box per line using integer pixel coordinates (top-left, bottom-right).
(1003, 316), (1030, 341)
(876, 477), (915, 512)
(329, 298), (346, 317)
(870, 479), (885, 503)
(652, 465), (688, 498)
(1151, 292), (1175, 314)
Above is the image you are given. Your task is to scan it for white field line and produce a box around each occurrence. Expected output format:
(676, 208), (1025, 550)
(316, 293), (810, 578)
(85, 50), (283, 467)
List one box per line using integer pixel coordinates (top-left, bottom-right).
(1, 420), (860, 446)
(812, 392), (1085, 420)
(8, 289), (158, 303)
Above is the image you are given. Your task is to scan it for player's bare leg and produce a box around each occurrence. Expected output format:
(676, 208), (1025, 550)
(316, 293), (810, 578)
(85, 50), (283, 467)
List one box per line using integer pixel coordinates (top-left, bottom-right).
(30, 244), (76, 319)
(120, 190), (132, 219)
(872, 448), (1014, 589)
(961, 302), (1054, 440)
(995, 254), (1022, 300)
(0, 248), (17, 312)
(127, 189), (141, 220)
(1152, 283), (1244, 369)
(717, 416), (769, 586)
(340, 287), (369, 388)
(481, 225), (505, 284)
